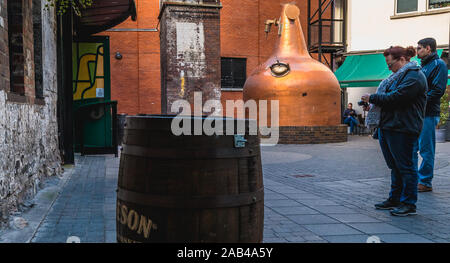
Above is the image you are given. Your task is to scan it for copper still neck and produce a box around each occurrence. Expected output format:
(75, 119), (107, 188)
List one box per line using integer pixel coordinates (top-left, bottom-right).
(269, 4), (310, 59)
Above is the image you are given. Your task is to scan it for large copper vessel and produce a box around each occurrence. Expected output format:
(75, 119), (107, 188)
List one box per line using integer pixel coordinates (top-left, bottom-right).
(243, 4), (341, 127)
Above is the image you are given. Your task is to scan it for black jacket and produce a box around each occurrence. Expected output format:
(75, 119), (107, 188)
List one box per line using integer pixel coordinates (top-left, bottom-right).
(343, 109), (357, 118)
(369, 66), (427, 136)
(420, 52), (448, 117)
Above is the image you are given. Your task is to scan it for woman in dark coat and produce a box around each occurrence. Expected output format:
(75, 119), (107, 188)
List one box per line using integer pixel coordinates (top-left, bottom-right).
(361, 46), (427, 216)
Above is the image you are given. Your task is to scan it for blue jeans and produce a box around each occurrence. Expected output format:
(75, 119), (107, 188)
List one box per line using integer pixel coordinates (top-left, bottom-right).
(378, 129), (419, 206)
(413, 116), (440, 187)
(344, 116), (358, 133)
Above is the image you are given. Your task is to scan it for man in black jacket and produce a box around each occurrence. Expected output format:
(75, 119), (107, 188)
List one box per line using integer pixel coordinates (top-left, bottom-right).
(413, 38), (448, 192)
(361, 46), (427, 216)
(343, 103), (358, 134)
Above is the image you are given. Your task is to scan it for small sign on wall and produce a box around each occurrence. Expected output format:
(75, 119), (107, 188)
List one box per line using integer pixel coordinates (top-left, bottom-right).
(96, 88), (105, 98)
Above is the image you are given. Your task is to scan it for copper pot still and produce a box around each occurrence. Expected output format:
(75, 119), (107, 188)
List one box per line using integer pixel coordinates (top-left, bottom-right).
(243, 3), (341, 127)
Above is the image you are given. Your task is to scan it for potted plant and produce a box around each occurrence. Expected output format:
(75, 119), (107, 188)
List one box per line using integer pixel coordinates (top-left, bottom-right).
(436, 90), (449, 143)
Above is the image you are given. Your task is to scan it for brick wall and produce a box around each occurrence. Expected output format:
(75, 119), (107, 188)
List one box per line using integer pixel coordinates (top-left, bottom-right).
(103, 0), (318, 116)
(159, 1), (221, 115)
(274, 125), (348, 144)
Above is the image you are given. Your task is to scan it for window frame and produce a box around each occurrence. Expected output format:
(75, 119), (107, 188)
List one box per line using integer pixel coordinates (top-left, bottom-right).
(426, 0), (450, 11)
(395, 0), (420, 15)
(5, 0), (45, 105)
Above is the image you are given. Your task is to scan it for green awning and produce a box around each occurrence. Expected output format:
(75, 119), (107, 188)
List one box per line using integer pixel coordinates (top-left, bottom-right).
(335, 49), (448, 88)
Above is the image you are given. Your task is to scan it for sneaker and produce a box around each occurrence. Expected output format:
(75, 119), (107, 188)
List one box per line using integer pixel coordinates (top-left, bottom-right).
(374, 199), (400, 210)
(418, 184), (432, 192)
(390, 204), (417, 216)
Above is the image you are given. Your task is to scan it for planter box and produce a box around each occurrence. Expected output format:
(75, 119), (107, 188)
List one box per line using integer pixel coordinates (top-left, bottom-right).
(436, 128), (446, 143)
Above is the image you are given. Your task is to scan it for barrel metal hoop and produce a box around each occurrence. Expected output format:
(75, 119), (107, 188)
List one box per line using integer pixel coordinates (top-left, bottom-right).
(122, 144), (259, 159)
(117, 188), (264, 209)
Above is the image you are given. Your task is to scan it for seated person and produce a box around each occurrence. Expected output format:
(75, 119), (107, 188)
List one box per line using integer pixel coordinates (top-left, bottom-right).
(343, 103), (358, 134)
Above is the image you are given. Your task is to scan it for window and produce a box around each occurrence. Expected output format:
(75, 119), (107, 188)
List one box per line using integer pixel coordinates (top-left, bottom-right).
(428, 0), (450, 10)
(221, 58), (246, 90)
(7, 0), (25, 95)
(33, 0), (43, 99)
(396, 0), (418, 14)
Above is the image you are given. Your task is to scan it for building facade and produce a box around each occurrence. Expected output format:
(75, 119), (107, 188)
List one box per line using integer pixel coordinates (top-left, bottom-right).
(99, 0), (319, 116)
(336, 0), (449, 116)
(0, 0), (61, 226)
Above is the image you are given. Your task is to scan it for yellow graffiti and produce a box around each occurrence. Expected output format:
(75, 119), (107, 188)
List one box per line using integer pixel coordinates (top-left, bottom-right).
(73, 46), (104, 101)
(179, 76), (185, 97)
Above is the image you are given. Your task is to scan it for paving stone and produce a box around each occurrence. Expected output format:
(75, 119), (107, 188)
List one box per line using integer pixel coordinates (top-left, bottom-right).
(303, 224), (363, 236)
(328, 213), (382, 223)
(311, 206), (359, 214)
(297, 199), (340, 206)
(265, 199), (302, 207)
(105, 231), (116, 243)
(287, 214), (340, 225)
(282, 193), (322, 200)
(284, 236), (306, 242)
(377, 234), (434, 243)
(264, 193), (289, 200)
(271, 206), (319, 215)
(271, 226), (296, 233)
(262, 237), (287, 243)
(348, 223), (409, 234)
(322, 235), (370, 243)
(268, 187), (304, 194)
(302, 235), (327, 241)
(303, 240), (329, 243)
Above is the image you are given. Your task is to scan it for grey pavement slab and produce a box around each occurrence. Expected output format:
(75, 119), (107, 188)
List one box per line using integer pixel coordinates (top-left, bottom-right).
(270, 206), (320, 215)
(323, 235), (370, 243)
(297, 199), (340, 206)
(287, 214), (340, 225)
(282, 193), (323, 200)
(311, 205), (359, 214)
(348, 223), (410, 234)
(328, 213), (382, 223)
(303, 224), (363, 236)
(377, 234), (434, 243)
(265, 199), (302, 207)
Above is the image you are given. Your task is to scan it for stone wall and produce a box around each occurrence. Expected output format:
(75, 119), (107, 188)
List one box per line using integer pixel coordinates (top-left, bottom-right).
(0, 0), (61, 226)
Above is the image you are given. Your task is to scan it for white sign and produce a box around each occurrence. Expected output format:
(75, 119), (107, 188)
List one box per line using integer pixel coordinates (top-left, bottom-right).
(66, 236), (81, 243)
(96, 88), (104, 98)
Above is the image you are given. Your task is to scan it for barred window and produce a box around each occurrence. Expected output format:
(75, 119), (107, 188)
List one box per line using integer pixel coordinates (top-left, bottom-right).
(221, 58), (246, 90)
(7, 0), (25, 95)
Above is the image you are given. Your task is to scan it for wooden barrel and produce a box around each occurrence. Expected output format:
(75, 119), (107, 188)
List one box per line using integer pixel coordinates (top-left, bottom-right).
(116, 115), (264, 243)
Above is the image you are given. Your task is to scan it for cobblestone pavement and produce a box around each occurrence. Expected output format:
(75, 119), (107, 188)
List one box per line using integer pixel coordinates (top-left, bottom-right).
(2, 135), (450, 243)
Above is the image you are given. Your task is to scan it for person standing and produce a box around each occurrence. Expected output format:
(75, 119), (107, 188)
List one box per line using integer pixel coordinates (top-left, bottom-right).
(361, 46), (427, 216)
(343, 103), (358, 134)
(414, 38), (448, 192)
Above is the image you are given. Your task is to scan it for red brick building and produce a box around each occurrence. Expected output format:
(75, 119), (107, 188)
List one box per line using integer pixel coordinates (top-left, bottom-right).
(99, 0), (319, 116)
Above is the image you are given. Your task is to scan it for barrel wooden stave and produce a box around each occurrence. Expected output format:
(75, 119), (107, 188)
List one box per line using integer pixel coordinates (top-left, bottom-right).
(117, 116), (263, 243)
